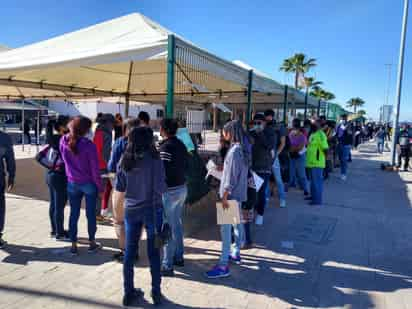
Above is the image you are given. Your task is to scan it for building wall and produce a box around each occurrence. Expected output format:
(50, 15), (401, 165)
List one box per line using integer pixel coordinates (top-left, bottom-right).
(49, 101), (164, 121)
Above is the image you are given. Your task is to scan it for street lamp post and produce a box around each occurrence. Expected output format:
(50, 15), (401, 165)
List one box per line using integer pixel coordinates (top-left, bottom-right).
(391, 0), (409, 166)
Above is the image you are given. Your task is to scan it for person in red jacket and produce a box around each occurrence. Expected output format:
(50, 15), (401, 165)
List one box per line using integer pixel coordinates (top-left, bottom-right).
(93, 113), (115, 221)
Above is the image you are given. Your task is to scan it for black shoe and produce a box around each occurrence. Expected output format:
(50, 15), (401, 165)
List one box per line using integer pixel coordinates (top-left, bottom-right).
(70, 245), (78, 256)
(161, 267), (174, 277)
(0, 238), (6, 249)
(304, 196), (313, 201)
(151, 291), (163, 306)
(304, 191), (309, 196)
(113, 251), (124, 263)
(50, 231), (56, 238)
(123, 288), (144, 307)
(173, 259), (184, 267)
(88, 242), (102, 253)
(56, 231), (70, 242)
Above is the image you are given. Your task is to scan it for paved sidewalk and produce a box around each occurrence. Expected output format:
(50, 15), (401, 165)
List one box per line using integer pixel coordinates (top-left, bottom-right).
(1, 143), (412, 308)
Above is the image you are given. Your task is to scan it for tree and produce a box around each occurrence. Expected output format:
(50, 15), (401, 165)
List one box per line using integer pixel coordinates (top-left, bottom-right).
(357, 110), (367, 116)
(323, 91), (336, 101)
(310, 87), (335, 101)
(346, 97), (365, 113)
(280, 53), (317, 89)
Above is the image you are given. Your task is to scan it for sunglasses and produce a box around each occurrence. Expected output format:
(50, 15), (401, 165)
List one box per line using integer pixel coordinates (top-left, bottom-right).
(254, 121), (263, 125)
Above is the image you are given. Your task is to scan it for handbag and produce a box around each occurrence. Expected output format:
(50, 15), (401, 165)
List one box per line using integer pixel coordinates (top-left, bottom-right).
(35, 145), (64, 172)
(151, 159), (172, 248)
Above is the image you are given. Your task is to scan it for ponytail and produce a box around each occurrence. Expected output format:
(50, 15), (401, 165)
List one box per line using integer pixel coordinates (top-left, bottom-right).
(67, 116), (92, 154)
(46, 119), (56, 145)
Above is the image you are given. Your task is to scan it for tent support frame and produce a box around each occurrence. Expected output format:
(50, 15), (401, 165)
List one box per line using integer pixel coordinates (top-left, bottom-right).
(246, 70), (253, 124)
(166, 34), (176, 118)
(124, 61), (134, 118)
(283, 85), (288, 123)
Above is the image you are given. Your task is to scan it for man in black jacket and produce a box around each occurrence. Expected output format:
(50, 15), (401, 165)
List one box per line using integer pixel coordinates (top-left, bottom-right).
(0, 130), (16, 248)
(159, 119), (188, 276)
(250, 113), (275, 226)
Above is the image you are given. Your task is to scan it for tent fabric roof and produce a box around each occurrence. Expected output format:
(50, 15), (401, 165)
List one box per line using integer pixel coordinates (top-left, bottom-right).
(0, 12), (322, 109)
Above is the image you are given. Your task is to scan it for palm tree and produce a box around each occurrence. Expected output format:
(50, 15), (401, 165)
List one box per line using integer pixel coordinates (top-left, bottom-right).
(304, 77), (323, 90)
(346, 97), (365, 113)
(310, 86), (326, 99)
(357, 109), (367, 116)
(303, 77), (323, 119)
(280, 53), (317, 89)
(323, 91), (336, 101)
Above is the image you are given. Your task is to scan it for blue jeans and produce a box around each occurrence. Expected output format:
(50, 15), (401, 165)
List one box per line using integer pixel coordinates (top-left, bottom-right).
(310, 168), (324, 205)
(289, 154), (309, 192)
(67, 182), (97, 242)
(272, 157), (286, 201)
(162, 185), (187, 269)
(338, 145), (351, 176)
(47, 172), (67, 236)
(219, 207), (243, 266)
(377, 139), (384, 153)
(124, 207), (161, 295)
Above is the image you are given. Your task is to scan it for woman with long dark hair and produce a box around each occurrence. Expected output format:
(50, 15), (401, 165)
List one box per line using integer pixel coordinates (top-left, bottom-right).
(206, 120), (249, 279)
(60, 116), (102, 255)
(114, 127), (166, 306)
(38, 116), (70, 240)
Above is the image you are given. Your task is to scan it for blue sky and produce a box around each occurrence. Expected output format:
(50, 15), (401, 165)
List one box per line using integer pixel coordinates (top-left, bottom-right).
(1, 0), (410, 120)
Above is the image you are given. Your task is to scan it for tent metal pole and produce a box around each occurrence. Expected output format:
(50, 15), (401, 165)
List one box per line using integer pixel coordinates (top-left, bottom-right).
(304, 88), (309, 120)
(317, 99), (321, 117)
(125, 61), (134, 118)
(166, 35), (176, 119)
(391, 0), (409, 166)
(246, 70), (253, 124)
(21, 99), (25, 152)
(36, 110), (40, 152)
(283, 85), (288, 124)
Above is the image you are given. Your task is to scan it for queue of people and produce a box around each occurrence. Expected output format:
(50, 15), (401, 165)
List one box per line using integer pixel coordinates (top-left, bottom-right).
(0, 109), (363, 307)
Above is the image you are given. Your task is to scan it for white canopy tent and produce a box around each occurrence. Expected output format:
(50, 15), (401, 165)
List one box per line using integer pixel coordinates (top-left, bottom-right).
(0, 12), (323, 122)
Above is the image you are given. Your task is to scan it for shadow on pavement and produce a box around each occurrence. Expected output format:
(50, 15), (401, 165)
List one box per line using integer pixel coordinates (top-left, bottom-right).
(0, 284), (219, 309)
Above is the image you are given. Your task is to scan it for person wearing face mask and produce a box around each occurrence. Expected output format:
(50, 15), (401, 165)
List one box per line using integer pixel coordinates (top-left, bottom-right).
(37, 116), (70, 241)
(264, 110), (287, 209)
(249, 113), (275, 226)
(396, 124), (411, 171)
(93, 113), (115, 221)
(336, 115), (352, 181)
(158, 119), (188, 277)
(306, 119), (329, 206)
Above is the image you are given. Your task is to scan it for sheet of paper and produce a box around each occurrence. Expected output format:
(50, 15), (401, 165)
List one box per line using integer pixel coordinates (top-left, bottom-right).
(252, 172), (264, 191)
(216, 200), (240, 225)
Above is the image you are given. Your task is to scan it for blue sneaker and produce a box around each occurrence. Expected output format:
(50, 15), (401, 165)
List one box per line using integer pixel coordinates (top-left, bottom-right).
(229, 254), (241, 265)
(205, 265), (230, 279)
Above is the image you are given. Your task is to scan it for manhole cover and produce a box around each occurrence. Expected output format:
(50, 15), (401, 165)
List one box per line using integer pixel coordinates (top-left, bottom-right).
(287, 214), (337, 244)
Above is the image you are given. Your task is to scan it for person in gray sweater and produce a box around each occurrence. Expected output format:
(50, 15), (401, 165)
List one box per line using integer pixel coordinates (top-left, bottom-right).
(206, 120), (249, 279)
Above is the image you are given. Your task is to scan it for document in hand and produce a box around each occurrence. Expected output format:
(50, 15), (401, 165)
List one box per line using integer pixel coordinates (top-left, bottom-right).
(216, 200), (241, 225)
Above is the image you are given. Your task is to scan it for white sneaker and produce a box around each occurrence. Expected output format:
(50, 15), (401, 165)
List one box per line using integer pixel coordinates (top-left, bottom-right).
(255, 215), (263, 226)
(341, 175), (347, 181)
(279, 200), (287, 208)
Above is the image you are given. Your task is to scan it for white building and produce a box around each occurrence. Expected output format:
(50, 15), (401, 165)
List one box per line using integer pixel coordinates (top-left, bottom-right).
(49, 98), (164, 121)
(379, 105), (393, 123)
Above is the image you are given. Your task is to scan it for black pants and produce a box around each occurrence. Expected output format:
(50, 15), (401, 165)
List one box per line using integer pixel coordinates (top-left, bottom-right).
(47, 171), (68, 236)
(0, 181), (5, 236)
(254, 173), (270, 216)
(398, 147), (410, 170)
